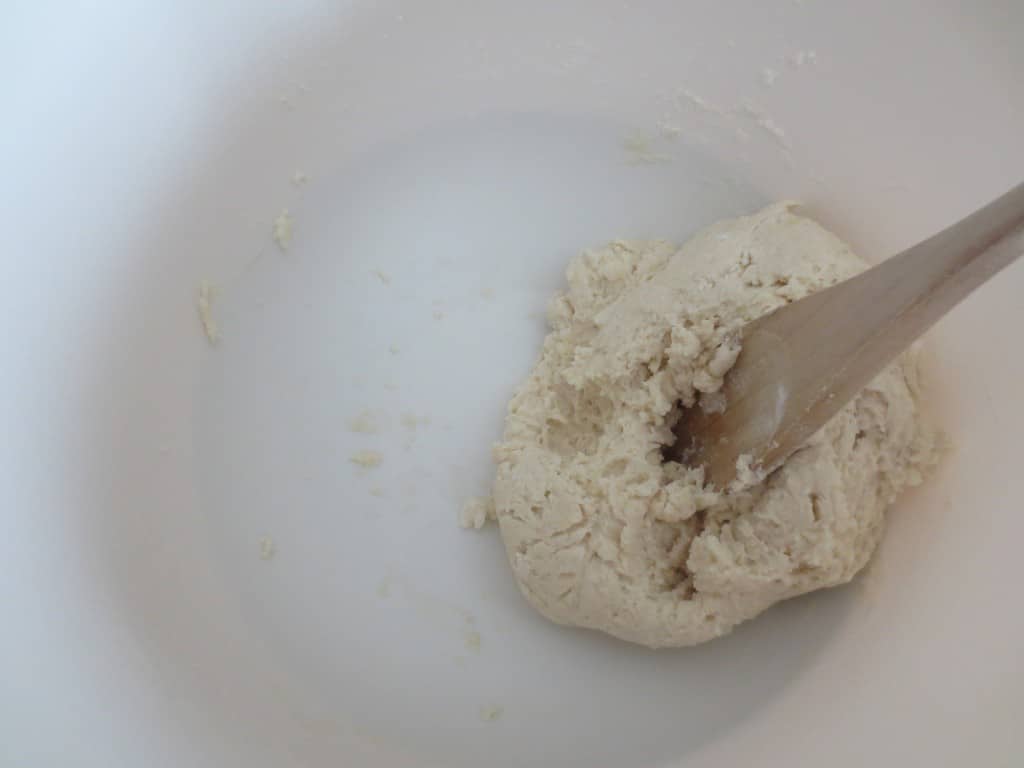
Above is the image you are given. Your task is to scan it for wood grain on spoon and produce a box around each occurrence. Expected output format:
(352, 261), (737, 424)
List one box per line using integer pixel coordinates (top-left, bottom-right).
(669, 183), (1024, 489)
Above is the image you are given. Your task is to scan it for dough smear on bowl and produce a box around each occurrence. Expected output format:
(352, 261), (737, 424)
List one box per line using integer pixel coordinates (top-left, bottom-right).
(490, 203), (940, 648)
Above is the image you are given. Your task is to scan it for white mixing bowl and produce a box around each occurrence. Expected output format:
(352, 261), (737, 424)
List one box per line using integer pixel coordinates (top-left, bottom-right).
(4, 2), (1022, 766)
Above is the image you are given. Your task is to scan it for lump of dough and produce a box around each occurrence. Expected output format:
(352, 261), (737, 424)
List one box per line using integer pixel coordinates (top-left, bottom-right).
(459, 496), (496, 530)
(491, 203), (940, 648)
(350, 450), (383, 469)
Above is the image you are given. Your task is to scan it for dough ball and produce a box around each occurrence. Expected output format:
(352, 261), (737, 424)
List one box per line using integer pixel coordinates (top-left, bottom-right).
(492, 203), (940, 648)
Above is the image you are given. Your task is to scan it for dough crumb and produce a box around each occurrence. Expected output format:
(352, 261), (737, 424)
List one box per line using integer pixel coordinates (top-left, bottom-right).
(680, 87), (728, 116)
(290, 171), (309, 186)
(348, 410), (382, 434)
(659, 121), (683, 139)
(369, 486), (386, 498)
(459, 496), (495, 530)
(741, 103), (791, 149)
(789, 49), (818, 68)
(350, 450), (383, 469)
(622, 134), (671, 165)
(479, 705), (503, 722)
(372, 269), (392, 286)
(273, 209), (294, 251)
(464, 630), (482, 651)
(259, 537), (276, 560)
(197, 280), (220, 344)
(389, 344), (400, 355)
(761, 67), (780, 86)
(401, 412), (430, 431)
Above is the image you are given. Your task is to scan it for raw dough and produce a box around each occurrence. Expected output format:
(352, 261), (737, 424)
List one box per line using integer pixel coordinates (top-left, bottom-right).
(460, 496), (496, 530)
(348, 410), (382, 434)
(196, 280), (220, 344)
(273, 209), (293, 252)
(491, 203), (940, 648)
(350, 449), (383, 469)
(259, 536), (276, 560)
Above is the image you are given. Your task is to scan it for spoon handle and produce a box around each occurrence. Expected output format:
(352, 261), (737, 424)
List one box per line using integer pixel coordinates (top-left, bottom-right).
(676, 183), (1024, 488)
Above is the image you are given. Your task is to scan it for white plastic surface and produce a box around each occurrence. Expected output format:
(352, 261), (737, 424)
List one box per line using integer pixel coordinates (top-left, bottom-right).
(2, 2), (1022, 766)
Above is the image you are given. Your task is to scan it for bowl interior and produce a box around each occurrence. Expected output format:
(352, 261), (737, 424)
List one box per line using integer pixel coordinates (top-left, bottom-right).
(5, 2), (1024, 766)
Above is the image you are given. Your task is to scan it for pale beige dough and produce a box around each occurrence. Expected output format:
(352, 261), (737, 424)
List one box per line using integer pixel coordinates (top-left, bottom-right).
(491, 203), (940, 648)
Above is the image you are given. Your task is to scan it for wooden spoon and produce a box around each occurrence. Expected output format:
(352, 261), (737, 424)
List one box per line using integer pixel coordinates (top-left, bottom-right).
(669, 183), (1024, 488)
